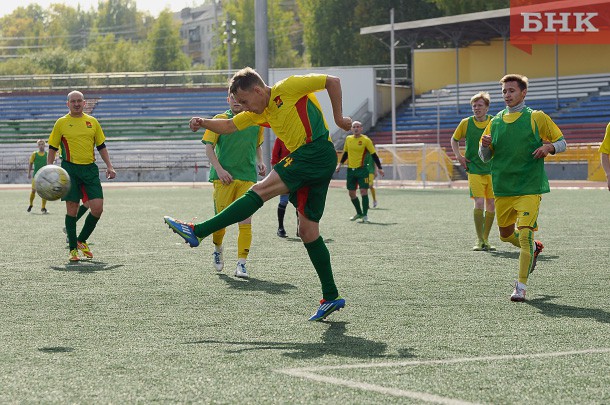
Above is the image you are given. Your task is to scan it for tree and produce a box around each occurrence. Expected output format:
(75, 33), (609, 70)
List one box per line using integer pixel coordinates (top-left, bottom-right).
(147, 10), (191, 71)
(94, 0), (149, 42)
(428, 0), (509, 15)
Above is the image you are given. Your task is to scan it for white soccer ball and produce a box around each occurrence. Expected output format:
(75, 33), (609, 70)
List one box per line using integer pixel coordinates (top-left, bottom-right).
(34, 165), (71, 201)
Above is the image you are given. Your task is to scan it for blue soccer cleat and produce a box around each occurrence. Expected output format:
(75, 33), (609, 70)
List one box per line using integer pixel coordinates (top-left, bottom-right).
(164, 216), (200, 247)
(308, 297), (345, 321)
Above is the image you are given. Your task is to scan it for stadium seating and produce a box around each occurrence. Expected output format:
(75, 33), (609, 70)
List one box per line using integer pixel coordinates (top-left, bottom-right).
(371, 73), (610, 163)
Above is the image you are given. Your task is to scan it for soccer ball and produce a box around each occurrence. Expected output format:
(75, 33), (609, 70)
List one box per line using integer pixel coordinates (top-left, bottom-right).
(34, 165), (71, 201)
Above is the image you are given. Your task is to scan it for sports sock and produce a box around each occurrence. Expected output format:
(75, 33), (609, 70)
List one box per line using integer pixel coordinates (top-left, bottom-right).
(277, 203), (286, 229)
(237, 223), (252, 259)
(362, 195), (369, 216)
(304, 236), (338, 301)
(77, 213), (99, 243)
(518, 228), (535, 283)
(370, 186), (377, 203)
(500, 231), (520, 247)
(76, 204), (88, 221)
(41, 199), (47, 209)
(29, 191), (35, 205)
(483, 210), (495, 242)
(65, 215), (78, 251)
(351, 197), (362, 215)
(194, 190), (263, 239)
(212, 228), (226, 247)
(473, 208), (484, 243)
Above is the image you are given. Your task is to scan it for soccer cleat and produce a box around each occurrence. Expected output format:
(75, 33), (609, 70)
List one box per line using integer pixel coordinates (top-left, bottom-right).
(163, 216), (200, 247)
(483, 242), (497, 251)
(350, 214), (363, 221)
(510, 281), (527, 302)
(213, 250), (224, 271)
(277, 228), (287, 238)
(69, 249), (80, 262)
(359, 215), (370, 223)
(472, 242), (485, 251)
(308, 297), (346, 321)
(27, 205), (33, 212)
(373, 200), (378, 208)
(234, 261), (249, 278)
(77, 241), (93, 259)
(41, 208), (48, 214)
(530, 240), (544, 274)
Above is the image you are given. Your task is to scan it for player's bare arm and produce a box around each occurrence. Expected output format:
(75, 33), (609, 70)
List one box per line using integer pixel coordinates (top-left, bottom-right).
(189, 117), (238, 134)
(205, 143), (233, 184)
(325, 75), (352, 131)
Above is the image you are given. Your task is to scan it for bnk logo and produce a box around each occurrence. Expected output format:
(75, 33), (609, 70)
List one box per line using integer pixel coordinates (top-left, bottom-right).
(510, 0), (610, 53)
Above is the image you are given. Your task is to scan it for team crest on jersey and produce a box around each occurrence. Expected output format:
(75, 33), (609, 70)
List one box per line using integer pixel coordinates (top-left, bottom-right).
(86, 121), (92, 128)
(274, 96), (283, 108)
(358, 140), (363, 145)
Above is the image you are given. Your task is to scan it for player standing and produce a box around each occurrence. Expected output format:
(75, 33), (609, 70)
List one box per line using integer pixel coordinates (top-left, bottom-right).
(450, 92), (496, 251)
(203, 92), (266, 278)
(27, 139), (49, 214)
(47, 90), (116, 262)
(479, 74), (567, 302)
(164, 67), (351, 321)
(336, 121), (384, 223)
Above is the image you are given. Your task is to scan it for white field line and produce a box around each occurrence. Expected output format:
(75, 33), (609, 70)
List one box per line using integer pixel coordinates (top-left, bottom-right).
(277, 348), (610, 404)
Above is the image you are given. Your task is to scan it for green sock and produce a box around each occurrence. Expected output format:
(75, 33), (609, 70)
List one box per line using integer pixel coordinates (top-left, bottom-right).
(362, 195), (369, 215)
(483, 210), (495, 242)
(76, 204), (89, 221)
(473, 208), (484, 243)
(65, 215), (77, 251)
(194, 190), (263, 239)
(304, 236), (338, 301)
(77, 213), (99, 243)
(351, 197), (362, 215)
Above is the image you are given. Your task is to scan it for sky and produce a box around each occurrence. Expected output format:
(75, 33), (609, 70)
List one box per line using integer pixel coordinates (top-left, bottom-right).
(0, 0), (204, 18)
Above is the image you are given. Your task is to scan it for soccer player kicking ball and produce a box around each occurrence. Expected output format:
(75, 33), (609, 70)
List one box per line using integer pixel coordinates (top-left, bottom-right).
(479, 74), (567, 302)
(164, 67), (351, 321)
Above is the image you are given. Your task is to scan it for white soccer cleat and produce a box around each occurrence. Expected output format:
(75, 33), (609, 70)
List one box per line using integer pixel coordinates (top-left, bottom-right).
(234, 260), (249, 279)
(213, 249), (224, 272)
(510, 281), (527, 302)
(359, 215), (369, 223)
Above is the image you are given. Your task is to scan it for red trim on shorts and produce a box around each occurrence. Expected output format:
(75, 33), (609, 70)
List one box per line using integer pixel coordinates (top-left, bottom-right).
(295, 96), (313, 143)
(81, 184), (89, 203)
(296, 186), (310, 216)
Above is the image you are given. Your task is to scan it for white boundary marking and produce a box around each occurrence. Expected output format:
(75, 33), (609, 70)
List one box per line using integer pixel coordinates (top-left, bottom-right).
(277, 348), (610, 404)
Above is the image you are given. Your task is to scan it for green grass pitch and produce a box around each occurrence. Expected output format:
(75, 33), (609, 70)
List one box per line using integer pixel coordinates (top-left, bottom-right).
(1, 185), (609, 403)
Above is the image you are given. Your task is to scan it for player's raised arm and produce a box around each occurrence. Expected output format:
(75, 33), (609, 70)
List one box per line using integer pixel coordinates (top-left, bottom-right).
(325, 75), (352, 131)
(189, 117), (238, 134)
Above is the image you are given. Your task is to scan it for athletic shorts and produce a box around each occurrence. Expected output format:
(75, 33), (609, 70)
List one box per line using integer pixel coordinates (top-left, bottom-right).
(495, 194), (541, 229)
(213, 179), (254, 214)
(273, 138), (336, 222)
(61, 161), (103, 202)
(346, 167), (370, 190)
(468, 173), (494, 199)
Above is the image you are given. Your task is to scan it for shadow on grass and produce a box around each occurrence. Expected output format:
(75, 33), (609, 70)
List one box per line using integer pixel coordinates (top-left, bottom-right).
(526, 295), (610, 324)
(283, 237), (334, 243)
(51, 261), (124, 273)
(38, 346), (74, 353)
(185, 321), (415, 360)
(217, 273), (297, 295)
(489, 250), (560, 264)
(356, 221), (399, 226)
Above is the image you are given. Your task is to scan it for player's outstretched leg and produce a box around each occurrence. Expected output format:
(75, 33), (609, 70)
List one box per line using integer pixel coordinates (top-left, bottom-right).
(164, 216), (200, 247)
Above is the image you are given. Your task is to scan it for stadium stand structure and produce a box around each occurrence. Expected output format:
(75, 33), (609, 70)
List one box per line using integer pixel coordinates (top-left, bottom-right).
(370, 73), (610, 179)
(0, 88), (229, 182)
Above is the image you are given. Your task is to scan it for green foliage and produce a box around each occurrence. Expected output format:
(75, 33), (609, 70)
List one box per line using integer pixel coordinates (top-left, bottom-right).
(147, 11), (191, 71)
(428, 0), (509, 15)
(85, 34), (149, 73)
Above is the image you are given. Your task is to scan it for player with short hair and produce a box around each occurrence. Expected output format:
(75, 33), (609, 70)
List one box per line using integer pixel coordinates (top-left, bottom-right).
(451, 92), (496, 251)
(203, 92), (266, 278)
(27, 139), (49, 214)
(336, 121), (384, 223)
(479, 74), (567, 302)
(599, 122), (610, 191)
(47, 90), (116, 262)
(164, 67), (352, 321)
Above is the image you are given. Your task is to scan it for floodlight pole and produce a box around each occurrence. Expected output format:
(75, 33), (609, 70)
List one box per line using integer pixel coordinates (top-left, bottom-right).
(390, 8), (396, 146)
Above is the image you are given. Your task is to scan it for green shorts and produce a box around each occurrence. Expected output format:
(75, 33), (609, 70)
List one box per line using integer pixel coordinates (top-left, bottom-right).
(61, 160), (103, 202)
(273, 138), (336, 222)
(346, 167), (370, 190)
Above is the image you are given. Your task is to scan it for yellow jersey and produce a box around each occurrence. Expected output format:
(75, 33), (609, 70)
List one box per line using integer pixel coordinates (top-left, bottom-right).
(48, 113), (106, 165)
